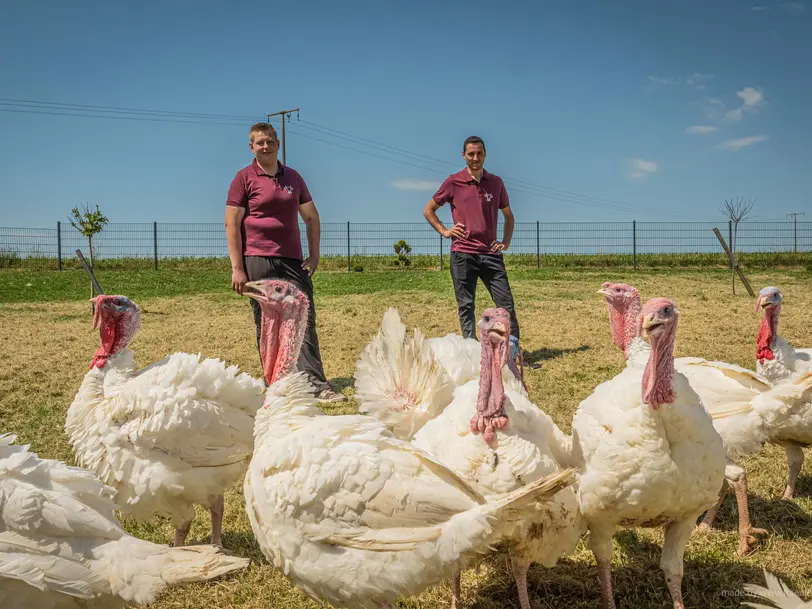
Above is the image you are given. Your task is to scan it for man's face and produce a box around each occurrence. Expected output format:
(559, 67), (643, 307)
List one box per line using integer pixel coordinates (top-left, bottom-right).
(250, 131), (279, 163)
(463, 143), (486, 172)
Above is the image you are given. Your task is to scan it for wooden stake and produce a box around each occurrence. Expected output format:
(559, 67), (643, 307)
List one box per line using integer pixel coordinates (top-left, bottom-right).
(712, 228), (755, 297)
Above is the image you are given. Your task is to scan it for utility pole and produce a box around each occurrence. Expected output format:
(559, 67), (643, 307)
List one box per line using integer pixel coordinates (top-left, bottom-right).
(787, 212), (805, 253)
(266, 108), (300, 165)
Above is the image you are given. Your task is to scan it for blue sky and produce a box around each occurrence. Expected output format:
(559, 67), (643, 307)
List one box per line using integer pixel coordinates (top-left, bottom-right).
(1, 0), (809, 228)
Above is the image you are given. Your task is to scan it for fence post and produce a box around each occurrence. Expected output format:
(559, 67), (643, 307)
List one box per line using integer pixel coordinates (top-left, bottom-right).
(633, 220), (637, 271)
(153, 222), (158, 270)
(728, 220), (733, 269)
(57, 221), (62, 270)
(347, 221), (351, 272)
(439, 232), (443, 270)
(536, 220), (540, 269)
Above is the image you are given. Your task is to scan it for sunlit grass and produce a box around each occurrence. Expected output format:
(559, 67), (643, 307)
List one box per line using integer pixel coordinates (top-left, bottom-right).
(1, 267), (810, 607)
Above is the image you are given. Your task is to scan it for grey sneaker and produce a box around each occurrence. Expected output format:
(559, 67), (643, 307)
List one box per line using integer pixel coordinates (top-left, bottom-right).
(315, 387), (348, 403)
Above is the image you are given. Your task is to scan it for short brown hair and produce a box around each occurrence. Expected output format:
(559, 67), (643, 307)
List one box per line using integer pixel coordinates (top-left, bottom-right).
(463, 136), (486, 153)
(249, 122), (278, 143)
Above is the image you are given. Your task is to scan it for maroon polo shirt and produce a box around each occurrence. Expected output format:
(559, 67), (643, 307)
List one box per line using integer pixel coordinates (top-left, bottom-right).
(432, 168), (510, 254)
(226, 159), (312, 259)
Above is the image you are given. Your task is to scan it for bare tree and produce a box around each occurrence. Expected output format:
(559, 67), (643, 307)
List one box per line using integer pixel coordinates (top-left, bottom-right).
(721, 196), (755, 294)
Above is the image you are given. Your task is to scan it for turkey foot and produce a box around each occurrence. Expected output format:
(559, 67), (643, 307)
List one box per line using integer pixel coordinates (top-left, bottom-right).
(732, 474), (769, 557)
(738, 526), (769, 557)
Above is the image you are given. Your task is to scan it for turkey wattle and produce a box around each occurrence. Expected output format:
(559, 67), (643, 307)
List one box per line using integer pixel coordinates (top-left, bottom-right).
(239, 280), (576, 609)
(410, 308), (581, 609)
(66, 294), (266, 548)
(353, 307), (527, 442)
(755, 286), (812, 382)
(572, 297), (727, 609)
(602, 282), (812, 529)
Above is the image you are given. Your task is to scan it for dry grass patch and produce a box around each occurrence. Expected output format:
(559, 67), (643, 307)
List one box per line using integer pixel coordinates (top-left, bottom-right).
(0, 269), (810, 607)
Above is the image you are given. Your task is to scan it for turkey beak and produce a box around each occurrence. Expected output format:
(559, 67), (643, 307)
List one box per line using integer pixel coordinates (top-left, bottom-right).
(487, 321), (508, 344)
(641, 313), (664, 337)
(597, 287), (611, 297)
(242, 281), (268, 303)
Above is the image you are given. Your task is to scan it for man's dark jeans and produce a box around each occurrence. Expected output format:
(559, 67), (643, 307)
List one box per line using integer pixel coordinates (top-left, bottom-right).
(449, 251), (520, 341)
(244, 255), (329, 391)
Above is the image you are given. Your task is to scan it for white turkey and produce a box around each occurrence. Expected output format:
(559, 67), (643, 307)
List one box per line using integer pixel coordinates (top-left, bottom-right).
(601, 282), (812, 524)
(0, 433), (249, 609)
(571, 296), (727, 609)
(753, 286), (812, 501)
(353, 308), (526, 442)
(66, 294), (266, 547)
(238, 279), (576, 609)
(755, 286), (812, 382)
(407, 308), (581, 609)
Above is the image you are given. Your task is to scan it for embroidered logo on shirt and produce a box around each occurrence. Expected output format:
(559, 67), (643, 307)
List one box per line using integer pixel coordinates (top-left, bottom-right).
(283, 185), (294, 195)
(483, 192), (493, 202)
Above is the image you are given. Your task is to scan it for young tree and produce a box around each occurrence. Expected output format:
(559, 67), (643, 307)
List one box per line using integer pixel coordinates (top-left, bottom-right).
(721, 196), (755, 294)
(68, 202), (109, 269)
(69, 202), (109, 312)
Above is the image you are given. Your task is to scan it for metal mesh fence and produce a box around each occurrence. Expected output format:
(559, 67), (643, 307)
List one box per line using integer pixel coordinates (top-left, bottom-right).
(1, 220), (810, 270)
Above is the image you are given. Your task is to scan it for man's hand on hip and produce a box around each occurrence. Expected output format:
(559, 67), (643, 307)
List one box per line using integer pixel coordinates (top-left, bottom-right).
(231, 268), (248, 294)
(490, 240), (508, 253)
(443, 223), (466, 239)
(302, 255), (319, 277)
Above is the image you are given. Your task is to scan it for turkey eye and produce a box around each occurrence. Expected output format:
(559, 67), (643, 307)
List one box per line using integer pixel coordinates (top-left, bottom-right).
(275, 286), (283, 293)
(483, 315), (491, 322)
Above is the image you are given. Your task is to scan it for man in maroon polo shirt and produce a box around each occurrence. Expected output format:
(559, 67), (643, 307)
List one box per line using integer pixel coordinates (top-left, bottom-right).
(423, 135), (521, 357)
(225, 122), (346, 403)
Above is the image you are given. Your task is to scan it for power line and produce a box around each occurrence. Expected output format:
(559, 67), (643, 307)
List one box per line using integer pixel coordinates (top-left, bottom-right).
(286, 124), (712, 220)
(295, 118), (699, 218)
(0, 97), (260, 121)
(0, 106), (256, 127)
(0, 96), (718, 220)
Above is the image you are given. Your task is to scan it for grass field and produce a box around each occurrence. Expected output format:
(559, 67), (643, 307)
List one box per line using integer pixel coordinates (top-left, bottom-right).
(1, 265), (811, 608)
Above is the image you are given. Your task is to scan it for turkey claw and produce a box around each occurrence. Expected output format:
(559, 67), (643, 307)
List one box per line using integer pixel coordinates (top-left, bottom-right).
(736, 527), (769, 557)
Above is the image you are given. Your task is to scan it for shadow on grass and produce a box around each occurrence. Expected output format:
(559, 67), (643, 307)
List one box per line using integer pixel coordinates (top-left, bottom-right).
(700, 488), (812, 541)
(329, 376), (355, 393)
(464, 531), (794, 609)
(217, 530), (266, 564)
(523, 345), (591, 366)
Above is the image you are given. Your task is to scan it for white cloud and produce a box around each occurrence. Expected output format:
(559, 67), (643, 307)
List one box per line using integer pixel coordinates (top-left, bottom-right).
(685, 125), (719, 135)
(717, 135), (769, 151)
(737, 86), (765, 106)
(783, 2), (805, 11)
(628, 158), (658, 179)
(750, 5), (768, 10)
(725, 86), (766, 120)
(391, 179), (440, 192)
